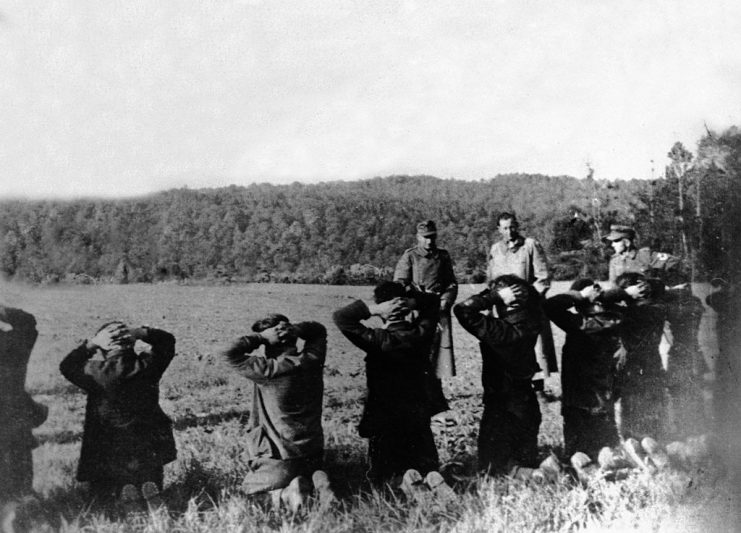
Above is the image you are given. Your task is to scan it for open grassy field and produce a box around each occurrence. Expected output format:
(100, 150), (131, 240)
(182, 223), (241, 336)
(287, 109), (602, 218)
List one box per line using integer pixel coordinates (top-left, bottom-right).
(2, 280), (739, 532)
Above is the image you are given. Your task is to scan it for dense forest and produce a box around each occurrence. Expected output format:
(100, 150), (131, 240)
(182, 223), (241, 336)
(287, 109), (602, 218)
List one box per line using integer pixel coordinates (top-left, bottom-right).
(1, 127), (739, 285)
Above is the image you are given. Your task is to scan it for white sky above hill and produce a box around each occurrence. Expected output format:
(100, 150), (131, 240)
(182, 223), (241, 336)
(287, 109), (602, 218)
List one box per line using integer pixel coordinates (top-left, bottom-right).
(1, 0), (739, 198)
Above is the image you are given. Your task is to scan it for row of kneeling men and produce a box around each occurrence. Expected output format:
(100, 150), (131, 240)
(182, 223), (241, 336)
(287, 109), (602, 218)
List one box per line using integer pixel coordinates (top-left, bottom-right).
(0, 273), (719, 519)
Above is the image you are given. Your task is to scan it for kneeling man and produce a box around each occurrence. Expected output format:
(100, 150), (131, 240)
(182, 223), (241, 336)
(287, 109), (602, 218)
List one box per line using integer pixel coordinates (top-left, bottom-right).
(221, 315), (332, 509)
(454, 275), (543, 475)
(60, 322), (177, 509)
(333, 282), (441, 486)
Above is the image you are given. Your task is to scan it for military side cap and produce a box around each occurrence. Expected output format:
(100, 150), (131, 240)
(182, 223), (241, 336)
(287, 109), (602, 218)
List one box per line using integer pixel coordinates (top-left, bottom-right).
(416, 220), (437, 237)
(605, 224), (635, 241)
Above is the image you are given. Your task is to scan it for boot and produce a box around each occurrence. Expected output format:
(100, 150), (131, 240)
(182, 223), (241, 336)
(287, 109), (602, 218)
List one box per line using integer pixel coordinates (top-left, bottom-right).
(424, 470), (456, 502)
(280, 476), (310, 514)
(311, 470), (337, 508)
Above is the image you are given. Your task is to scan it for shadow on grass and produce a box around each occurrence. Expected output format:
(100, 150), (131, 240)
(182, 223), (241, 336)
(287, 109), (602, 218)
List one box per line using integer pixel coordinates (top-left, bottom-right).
(36, 408), (253, 446)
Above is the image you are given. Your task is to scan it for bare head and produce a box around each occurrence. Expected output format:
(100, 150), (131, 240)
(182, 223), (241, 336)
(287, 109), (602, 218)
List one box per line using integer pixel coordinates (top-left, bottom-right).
(497, 213), (520, 243)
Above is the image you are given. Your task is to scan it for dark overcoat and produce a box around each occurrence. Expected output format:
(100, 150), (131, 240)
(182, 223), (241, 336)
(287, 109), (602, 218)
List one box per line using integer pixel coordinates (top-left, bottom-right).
(59, 327), (176, 483)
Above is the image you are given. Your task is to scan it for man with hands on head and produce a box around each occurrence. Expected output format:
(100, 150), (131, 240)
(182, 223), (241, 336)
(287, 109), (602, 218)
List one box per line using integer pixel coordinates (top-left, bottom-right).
(544, 280), (624, 460)
(453, 275), (544, 477)
(333, 281), (451, 497)
(220, 314), (334, 511)
(60, 321), (176, 511)
(609, 272), (669, 442)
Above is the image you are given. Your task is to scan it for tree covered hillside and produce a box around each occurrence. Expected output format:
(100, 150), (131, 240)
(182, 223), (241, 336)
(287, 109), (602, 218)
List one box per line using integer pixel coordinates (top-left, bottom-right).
(1, 127), (739, 284)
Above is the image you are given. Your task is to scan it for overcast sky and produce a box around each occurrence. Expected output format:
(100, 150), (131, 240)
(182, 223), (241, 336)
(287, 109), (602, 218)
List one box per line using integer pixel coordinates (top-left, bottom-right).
(1, 0), (739, 198)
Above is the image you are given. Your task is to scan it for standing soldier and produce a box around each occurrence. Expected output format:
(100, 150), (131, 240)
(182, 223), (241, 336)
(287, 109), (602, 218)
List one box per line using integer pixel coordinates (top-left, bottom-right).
(604, 225), (680, 284)
(0, 306), (47, 502)
(394, 220), (458, 420)
(487, 212), (557, 386)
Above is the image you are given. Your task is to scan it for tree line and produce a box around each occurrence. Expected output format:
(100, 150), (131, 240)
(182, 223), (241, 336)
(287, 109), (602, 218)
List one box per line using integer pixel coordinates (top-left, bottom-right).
(1, 127), (739, 285)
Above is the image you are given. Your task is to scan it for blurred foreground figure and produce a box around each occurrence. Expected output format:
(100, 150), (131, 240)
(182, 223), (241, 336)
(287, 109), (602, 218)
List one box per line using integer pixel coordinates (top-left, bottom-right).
(545, 280), (623, 458)
(706, 280), (741, 477)
(0, 306), (47, 500)
(333, 281), (440, 485)
(612, 273), (668, 441)
(394, 219), (458, 420)
(60, 322), (176, 510)
(661, 270), (708, 440)
(454, 275), (542, 475)
(221, 315), (334, 511)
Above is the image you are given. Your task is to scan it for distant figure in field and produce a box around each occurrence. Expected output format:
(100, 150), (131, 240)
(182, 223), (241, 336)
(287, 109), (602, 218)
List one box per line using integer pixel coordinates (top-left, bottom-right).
(545, 280), (623, 459)
(486, 212), (557, 385)
(611, 273), (668, 441)
(60, 322), (177, 510)
(454, 275), (542, 475)
(221, 315), (334, 511)
(333, 281), (442, 486)
(0, 306), (47, 501)
(394, 219), (458, 420)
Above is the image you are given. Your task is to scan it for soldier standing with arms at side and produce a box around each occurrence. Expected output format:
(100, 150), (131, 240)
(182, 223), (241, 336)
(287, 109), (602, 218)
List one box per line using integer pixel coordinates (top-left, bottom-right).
(394, 220), (458, 422)
(487, 213), (557, 388)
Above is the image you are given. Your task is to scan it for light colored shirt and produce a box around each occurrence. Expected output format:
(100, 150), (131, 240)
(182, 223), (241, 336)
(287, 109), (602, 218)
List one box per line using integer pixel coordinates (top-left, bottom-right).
(487, 236), (550, 293)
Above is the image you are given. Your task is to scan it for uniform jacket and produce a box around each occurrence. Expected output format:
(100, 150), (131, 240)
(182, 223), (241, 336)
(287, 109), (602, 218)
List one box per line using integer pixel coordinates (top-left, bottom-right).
(0, 306), (46, 451)
(333, 295), (438, 437)
(453, 290), (541, 412)
(394, 246), (458, 310)
(221, 322), (326, 460)
(608, 247), (680, 284)
(487, 236), (550, 293)
(545, 292), (623, 414)
(60, 327), (177, 482)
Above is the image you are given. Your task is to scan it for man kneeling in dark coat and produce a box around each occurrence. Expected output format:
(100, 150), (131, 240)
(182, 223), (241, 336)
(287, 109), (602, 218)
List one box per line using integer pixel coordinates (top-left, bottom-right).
(60, 322), (177, 508)
(454, 275), (542, 475)
(333, 281), (441, 486)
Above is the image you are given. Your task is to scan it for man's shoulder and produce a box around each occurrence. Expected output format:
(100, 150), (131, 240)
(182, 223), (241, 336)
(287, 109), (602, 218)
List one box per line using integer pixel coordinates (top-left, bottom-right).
(0, 306), (37, 327)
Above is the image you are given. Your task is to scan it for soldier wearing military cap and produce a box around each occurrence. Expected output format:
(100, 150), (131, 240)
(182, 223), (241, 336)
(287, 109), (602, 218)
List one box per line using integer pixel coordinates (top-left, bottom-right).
(605, 225), (680, 284)
(394, 220), (458, 418)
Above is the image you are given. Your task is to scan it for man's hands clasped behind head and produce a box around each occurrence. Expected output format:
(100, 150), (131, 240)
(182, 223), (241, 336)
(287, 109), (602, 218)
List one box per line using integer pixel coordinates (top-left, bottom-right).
(369, 297), (410, 321)
(258, 321), (297, 346)
(87, 322), (134, 351)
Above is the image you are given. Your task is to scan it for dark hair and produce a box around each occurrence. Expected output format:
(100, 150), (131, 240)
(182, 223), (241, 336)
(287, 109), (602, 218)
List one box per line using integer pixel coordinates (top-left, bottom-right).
(570, 278), (595, 292)
(252, 314), (290, 332)
(373, 281), (406, 304)
(615, 272), (645, 289)
(497, 212), (518, 226)
(489, 274), (536, 307)
(490, 274), (527, 292)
